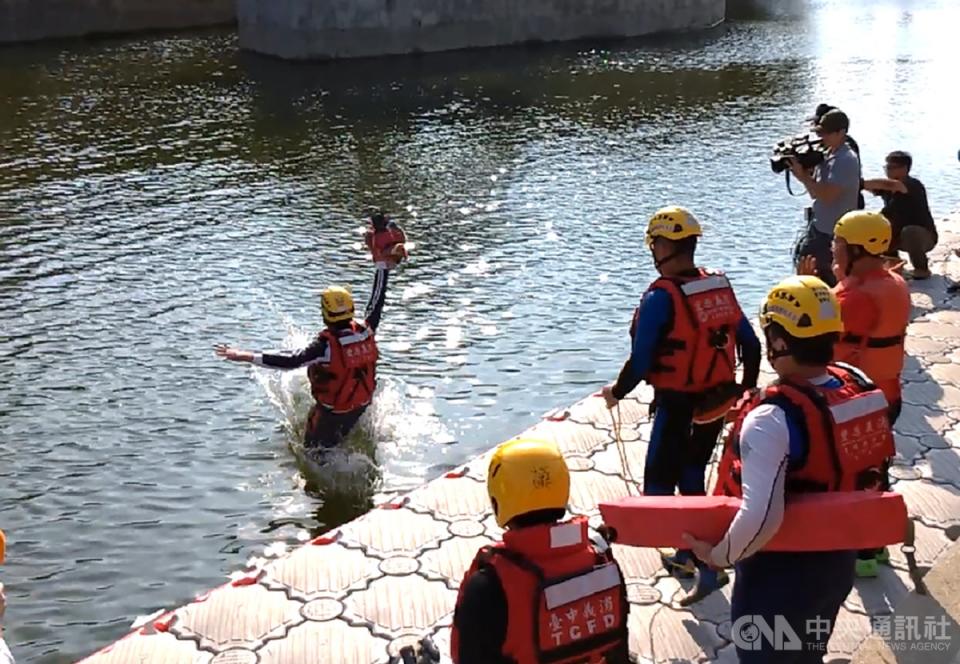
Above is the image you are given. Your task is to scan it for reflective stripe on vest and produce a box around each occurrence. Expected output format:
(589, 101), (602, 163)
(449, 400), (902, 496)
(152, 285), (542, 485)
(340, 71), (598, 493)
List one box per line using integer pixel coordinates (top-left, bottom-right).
(830, 390), (889, 424)
(680, 273), (731, 297)
(544, 563), (621, 610)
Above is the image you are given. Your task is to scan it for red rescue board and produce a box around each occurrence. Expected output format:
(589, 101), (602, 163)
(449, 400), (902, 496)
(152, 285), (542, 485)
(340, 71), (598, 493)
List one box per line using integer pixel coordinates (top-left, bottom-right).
(598, 492), (907, 552)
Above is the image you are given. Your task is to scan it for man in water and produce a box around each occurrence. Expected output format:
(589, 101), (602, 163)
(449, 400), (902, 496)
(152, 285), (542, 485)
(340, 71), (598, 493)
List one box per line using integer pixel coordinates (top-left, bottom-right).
(601, 205), (761, 603)
(215, 211), (406, 457)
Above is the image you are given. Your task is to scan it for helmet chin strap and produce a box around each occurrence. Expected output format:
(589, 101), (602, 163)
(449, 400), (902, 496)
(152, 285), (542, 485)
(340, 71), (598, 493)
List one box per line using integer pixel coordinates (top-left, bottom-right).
(653, 248), (683, 271)
(764, 329), (793, 362)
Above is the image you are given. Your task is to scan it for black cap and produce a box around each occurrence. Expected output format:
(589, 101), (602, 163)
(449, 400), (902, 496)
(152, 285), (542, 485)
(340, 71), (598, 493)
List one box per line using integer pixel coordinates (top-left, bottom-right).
(814, 109), (850, 133)
(807, 103), (836, 122)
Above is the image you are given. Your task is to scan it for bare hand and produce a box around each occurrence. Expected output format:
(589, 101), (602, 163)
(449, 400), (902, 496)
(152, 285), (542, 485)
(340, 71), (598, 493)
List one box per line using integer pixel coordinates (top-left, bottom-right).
(797, 255), (818, 276)
(787, 157), (807, 179)
(890, 180), (908, 194)
(214, 344), (250, 363)
(601, 385), (619, 410)
(682, 533), (717, 568)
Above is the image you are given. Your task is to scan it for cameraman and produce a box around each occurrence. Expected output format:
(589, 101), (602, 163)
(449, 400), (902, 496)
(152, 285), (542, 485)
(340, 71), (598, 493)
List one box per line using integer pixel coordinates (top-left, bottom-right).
(790, 109), (861, 286)
(809, 103), (864, 210)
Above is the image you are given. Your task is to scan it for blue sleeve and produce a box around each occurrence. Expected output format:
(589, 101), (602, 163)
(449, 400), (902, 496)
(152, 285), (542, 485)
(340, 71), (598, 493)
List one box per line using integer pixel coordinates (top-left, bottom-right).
(735, 315), (762, 389)
(611, 288), (671, 399)
(629, 289), (672, 378)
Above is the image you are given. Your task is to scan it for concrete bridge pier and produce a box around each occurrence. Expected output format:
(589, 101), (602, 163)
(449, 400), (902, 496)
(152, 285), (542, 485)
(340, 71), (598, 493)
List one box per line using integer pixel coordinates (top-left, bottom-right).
(236, 0), (726, 61)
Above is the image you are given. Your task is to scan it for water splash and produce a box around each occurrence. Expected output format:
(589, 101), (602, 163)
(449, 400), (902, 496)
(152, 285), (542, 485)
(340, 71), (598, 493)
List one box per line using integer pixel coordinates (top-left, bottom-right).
(251, 319), (454, 502)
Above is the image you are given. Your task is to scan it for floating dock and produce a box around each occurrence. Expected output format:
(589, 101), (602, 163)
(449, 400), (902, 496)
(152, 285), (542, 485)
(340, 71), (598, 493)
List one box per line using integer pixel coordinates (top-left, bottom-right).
(79, 219), (960, 664)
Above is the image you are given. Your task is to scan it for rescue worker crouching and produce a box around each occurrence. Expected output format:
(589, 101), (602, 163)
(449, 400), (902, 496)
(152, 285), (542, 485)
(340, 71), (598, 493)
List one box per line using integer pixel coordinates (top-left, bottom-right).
(798, 209), (910, 577)
(215, 213), (404, 458)
(600, 206), (761, 603)
(451, 438), (630, 664)
(684, 276), (896, 663)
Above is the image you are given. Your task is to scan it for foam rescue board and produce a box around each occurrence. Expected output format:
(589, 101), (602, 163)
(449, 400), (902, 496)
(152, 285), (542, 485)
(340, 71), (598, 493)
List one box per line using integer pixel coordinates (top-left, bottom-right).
(599, 492), (907, 551)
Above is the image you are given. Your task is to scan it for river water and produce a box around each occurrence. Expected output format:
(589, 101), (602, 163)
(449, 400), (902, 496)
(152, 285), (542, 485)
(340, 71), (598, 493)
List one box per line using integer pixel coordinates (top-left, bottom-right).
(1, 0), (959, 660)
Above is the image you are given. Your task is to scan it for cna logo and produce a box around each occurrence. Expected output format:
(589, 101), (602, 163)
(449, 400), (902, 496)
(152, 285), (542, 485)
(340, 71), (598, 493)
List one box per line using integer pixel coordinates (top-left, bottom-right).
(732, 615), (804, 651)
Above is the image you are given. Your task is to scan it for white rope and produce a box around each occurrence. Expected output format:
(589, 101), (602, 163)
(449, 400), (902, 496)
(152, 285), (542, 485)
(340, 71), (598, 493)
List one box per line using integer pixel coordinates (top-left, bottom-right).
(610, 403), (642, 495)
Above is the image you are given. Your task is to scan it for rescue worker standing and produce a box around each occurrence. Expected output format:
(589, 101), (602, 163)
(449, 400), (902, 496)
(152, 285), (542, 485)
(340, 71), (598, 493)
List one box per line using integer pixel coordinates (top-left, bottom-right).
(685, 276), (895, 663)
(799, 210), (910, 577)
(215, 211), (406, 457)
(600, 206), (761, 602)
(451, 438), (630, 664)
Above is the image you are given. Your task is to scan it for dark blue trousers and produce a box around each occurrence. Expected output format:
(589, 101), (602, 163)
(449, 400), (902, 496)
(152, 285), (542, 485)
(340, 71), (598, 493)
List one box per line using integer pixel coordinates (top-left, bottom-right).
(732, 550), (856, 663)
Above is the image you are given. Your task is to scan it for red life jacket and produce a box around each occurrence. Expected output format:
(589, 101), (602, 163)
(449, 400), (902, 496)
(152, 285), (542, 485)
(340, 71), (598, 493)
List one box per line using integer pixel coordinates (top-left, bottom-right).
(364, 222), (407, 266)
(834, 268), (910, 404)
(308, 320), (378, 413)
(632, 269), (742, 393)
(715, 363), (895, 497)
(451, 518), (628, 664)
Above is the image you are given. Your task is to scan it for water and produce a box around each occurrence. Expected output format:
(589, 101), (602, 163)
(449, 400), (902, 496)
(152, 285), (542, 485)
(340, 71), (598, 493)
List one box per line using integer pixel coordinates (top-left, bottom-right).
(1, 0), (959, 660)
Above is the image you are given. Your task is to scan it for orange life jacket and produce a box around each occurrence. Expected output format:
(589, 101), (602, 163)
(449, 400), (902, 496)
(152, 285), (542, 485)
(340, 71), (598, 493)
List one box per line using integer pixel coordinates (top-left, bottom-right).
(451, 518), (628, 664)
(364, 222), (407, 266)
(308, 320), (378, 413)
(715, 363), (895, 497)
(633, 269), (743, 393)
(834, 269), (910, 404)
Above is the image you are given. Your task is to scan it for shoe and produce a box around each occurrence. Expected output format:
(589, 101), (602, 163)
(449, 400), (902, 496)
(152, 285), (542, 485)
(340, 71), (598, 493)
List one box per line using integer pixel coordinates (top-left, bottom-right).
(876, 547), (890, 565)
(661, 549), (696, 579)
(856, 557), (879, 578)
(679, 568), (729, 606)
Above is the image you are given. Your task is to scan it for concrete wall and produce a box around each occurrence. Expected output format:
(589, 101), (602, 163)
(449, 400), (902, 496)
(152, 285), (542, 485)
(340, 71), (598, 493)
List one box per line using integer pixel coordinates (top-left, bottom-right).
(237, 0), (725, 60)
(0, 0), (235, 44)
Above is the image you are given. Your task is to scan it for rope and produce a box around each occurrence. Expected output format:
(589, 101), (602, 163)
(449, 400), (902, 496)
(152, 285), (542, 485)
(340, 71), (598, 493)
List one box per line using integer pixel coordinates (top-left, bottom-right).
(609, 403), (642, 495)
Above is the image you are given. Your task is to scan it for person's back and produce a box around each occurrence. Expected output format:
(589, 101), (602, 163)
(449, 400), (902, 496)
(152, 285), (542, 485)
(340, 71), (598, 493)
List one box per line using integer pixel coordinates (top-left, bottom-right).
(452, 439), (630, 664)
(835, 268), (910, 407)
(828, 211), (911, 420)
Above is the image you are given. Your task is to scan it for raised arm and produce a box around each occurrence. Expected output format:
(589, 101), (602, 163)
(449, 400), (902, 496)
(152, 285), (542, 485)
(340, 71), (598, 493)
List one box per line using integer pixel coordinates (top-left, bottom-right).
(363, 267), (390, 333)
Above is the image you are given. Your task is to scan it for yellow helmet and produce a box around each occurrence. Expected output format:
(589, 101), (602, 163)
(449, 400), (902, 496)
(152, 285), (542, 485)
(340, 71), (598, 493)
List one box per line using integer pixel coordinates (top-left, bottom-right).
(834, 211), (892, 256)
(487, 438), (570, 528)
(645, 206), (702, 246)
(320, 286), (354, 323)
(760, 275), (842, 338)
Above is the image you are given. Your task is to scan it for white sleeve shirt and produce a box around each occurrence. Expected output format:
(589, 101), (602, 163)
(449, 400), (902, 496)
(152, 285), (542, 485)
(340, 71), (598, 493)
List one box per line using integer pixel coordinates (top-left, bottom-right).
(710, 403), (790, 568)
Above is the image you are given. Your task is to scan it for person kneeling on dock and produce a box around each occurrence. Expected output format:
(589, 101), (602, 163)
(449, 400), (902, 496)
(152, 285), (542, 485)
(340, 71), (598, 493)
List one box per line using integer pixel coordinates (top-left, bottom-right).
(684, 276), (895, 662)
(601, 205), (761, 602)
(215, 212), (405, 458)
(451, 438), (630, 664)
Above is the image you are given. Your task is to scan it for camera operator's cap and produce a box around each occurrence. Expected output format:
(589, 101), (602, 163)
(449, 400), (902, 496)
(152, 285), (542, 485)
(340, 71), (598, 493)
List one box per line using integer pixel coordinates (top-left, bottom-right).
(814, 109), (850, 133)
(806, 103), (836, 122)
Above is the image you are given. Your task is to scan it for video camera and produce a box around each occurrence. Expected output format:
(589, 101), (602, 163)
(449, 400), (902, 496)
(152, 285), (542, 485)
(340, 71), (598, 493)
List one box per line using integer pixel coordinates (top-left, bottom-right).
(770, 133), (826, 174)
